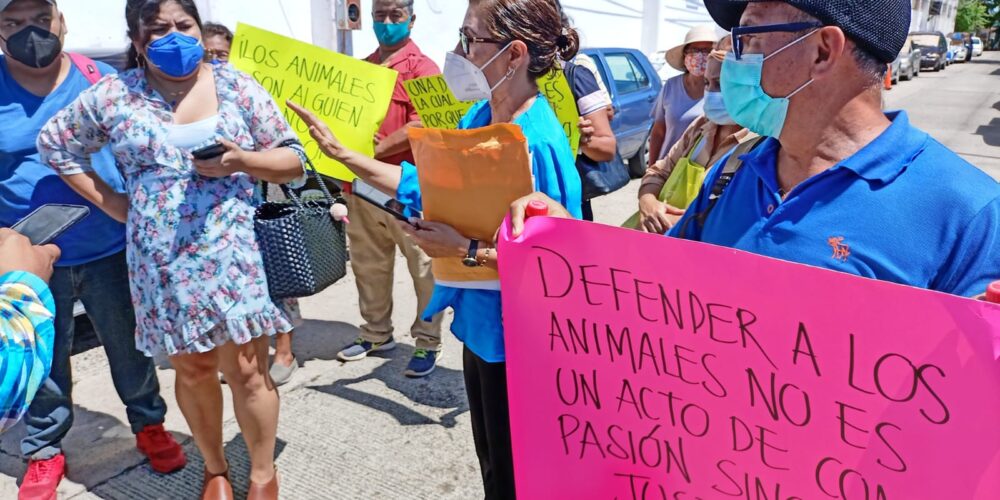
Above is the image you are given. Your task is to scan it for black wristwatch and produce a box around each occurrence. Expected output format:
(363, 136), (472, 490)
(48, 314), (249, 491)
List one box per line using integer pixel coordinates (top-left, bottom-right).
(462, 239), (480, 267)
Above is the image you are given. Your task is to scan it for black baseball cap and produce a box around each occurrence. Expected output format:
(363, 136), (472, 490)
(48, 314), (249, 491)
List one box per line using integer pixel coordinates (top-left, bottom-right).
(703, 0), (910, 63)
(0, 0), (56, 13)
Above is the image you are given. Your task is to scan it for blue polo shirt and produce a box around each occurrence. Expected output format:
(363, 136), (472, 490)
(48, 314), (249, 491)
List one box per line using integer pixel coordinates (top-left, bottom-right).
(397, 96), (582, 362)
(0, 56), (125, 267)
(669, 111), (1000, 297)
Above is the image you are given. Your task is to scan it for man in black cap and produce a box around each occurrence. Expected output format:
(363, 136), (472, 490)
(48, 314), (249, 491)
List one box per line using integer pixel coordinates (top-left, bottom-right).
(0, 1), (185, 497)
(511, 0), (1000, 299)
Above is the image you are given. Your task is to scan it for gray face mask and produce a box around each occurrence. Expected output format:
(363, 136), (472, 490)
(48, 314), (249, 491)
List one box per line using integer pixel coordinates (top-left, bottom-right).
(1, 25), (63, 68)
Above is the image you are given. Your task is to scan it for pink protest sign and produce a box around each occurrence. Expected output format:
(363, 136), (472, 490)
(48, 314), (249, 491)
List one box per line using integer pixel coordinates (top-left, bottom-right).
(498, 217), (1000, 500)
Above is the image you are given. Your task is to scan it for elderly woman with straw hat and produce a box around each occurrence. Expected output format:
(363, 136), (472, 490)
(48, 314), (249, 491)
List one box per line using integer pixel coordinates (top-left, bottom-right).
(647, 24), (720, 169)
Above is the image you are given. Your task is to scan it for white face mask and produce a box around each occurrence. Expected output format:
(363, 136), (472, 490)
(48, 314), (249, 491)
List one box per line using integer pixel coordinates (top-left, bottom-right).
(443, 43), (513, 102)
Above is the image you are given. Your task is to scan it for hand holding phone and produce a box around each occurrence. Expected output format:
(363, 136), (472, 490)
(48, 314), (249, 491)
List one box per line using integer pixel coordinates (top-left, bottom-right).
(11, 204), (90, 246)
(191, 142), (227, 160)
(351, 179), (420, 225)
(0, 229), (61, 282)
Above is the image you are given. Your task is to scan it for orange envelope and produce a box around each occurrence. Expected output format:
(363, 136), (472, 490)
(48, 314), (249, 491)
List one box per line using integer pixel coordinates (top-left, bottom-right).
(408, 124), (534, 287)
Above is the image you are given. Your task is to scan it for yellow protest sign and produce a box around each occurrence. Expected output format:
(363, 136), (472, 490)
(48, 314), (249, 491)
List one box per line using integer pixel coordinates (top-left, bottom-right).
(232, 23), (398, 181)
(405, 71), (581, 157)
(404, 75), (474, 130)
(538, 70), (581, 158)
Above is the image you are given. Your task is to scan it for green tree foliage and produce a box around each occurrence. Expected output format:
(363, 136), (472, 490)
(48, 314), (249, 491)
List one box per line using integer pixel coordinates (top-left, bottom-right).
(955, 0), (989, 32)
(982, 0), (1000, 27)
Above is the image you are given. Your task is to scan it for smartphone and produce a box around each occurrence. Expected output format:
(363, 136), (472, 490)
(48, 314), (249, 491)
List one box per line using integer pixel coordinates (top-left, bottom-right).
(191, 142), (227, 160)
(351, 179), (420, 224)
(11, 204), (91, 245)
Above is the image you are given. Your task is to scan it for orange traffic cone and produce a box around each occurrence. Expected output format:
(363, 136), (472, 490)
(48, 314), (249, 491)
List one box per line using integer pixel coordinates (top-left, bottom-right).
(884, 65), (892, 90)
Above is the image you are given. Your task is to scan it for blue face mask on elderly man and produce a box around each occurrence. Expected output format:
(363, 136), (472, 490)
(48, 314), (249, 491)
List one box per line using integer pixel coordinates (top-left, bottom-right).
(721, 25), (821, 138)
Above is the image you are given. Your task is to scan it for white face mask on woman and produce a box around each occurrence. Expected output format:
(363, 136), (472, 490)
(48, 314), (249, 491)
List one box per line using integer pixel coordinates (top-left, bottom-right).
(443, 43), (513, 102)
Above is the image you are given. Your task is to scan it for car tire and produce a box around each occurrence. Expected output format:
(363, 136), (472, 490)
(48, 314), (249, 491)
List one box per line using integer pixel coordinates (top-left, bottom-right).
(628, 143), (648, 179)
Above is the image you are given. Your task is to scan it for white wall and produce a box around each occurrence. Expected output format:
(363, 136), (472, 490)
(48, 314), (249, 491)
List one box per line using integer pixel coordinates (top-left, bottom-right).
(58, 0), (716, 72)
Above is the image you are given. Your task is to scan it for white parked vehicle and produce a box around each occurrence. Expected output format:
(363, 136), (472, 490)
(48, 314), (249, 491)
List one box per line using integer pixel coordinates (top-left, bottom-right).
(972, 37), (984, 57)
(951, 43), (968, 62)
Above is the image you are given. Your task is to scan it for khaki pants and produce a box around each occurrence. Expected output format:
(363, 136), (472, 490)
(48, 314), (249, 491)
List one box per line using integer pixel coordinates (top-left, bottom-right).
(346, 194), (443, 350)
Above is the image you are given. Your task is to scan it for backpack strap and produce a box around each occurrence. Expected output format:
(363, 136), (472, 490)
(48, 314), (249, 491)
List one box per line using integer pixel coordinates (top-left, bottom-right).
(67, 53), (102, 85)
(676, 135), (765, 240)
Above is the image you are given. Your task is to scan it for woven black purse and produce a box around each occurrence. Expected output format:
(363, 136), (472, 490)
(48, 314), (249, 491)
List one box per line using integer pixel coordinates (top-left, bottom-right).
(254, 160), (347, 299)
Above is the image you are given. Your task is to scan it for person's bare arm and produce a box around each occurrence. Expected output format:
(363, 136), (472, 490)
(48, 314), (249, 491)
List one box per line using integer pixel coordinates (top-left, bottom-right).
(287, 100), (402, 195)
(579, 108), (616, 162)
(58, 173), (128, 223)
(375, 121), (421, 160)
(191, 139), (304, 184)
(647, 121), (666, 168)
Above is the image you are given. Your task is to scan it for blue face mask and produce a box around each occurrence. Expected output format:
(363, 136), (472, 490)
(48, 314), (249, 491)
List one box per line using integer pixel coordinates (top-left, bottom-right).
(721, 30), (818, 138)
(703, 90), (737, 125)
(373, 18), (411, 46)
(146, 32), (205, 78)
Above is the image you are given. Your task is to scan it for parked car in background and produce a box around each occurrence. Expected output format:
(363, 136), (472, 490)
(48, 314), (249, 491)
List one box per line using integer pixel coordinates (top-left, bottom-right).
(972, 36), (984, 57)
(581, 48), (663, 177)
(897, 37), (920, 80)
(911, 31), (948, 71)
(951, 42), (968, 63)
(889, 55), (902, 86)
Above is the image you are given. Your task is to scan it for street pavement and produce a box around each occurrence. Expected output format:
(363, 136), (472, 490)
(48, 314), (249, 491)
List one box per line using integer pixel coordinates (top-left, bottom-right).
(1, 51), (997, 500)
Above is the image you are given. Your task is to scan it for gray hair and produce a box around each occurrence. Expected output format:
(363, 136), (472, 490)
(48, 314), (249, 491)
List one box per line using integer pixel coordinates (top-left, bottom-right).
(374, 0), (414, 15)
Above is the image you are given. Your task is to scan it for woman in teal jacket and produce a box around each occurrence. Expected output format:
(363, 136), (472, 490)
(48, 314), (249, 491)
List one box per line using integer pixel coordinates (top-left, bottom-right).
(290, 1), (582, 496)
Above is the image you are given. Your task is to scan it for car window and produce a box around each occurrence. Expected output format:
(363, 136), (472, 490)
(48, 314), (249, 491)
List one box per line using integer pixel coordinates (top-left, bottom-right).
(605, 53), (650, 95)
(911, 34), (942, 49)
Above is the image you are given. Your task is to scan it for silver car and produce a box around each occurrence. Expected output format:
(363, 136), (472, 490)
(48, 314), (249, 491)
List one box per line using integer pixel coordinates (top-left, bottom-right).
(896, 38), (920, 81)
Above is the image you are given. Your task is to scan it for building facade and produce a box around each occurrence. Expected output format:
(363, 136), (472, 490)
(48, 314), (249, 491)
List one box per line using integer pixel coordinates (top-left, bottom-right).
(911, 0), (960, 33)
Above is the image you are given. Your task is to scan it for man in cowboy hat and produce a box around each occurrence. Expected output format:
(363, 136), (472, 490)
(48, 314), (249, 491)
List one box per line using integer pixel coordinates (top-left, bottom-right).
(647, 24), (720, 168)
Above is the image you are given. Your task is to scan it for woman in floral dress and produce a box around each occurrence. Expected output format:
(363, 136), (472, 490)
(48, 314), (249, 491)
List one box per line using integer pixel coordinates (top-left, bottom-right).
(37, 1), (300, 498)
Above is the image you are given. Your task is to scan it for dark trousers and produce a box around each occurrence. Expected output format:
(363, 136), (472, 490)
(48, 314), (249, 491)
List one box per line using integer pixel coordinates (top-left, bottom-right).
(21, 251), (166, 459)
(463, 347), (516, 500)
(582, 199), (594, 222)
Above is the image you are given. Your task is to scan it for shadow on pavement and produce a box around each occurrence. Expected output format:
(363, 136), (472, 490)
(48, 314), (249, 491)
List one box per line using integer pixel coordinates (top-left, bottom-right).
(289, 319), (470, 428)
(0, 406), (194, 491)
(971, 57), (1000, 65)
(308, 344), (469, 428)
(89, 434), (288, 499)
(286, 319), (362, 362)
(977, 118), (1000, 147)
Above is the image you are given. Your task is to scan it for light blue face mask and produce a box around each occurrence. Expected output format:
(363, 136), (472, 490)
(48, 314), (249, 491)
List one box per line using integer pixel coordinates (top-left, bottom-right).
(374, 18), (411, 46)
(703, 90), (737, 125)
(721, 30), (818, 138)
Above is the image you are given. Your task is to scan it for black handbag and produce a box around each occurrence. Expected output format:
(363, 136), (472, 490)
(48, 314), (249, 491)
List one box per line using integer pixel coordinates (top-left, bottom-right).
(576, 150), (631, 200)
(563, 62), (631, 200)
(254, 159), (347, 299)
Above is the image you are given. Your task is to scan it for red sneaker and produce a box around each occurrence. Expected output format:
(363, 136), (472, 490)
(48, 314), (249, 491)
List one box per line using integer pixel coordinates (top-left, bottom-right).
(18, 453), (65, 500)
(136, 424), (187, 474)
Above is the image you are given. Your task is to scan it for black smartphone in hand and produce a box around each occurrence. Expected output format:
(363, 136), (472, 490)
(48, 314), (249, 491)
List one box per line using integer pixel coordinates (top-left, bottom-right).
(12, 204), (91, 245)
(191, 142), (227, 160)
(351, 179), (420, 224)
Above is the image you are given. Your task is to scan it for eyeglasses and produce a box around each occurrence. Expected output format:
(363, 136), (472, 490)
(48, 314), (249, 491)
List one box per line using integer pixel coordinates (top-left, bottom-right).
(372, 9), (409, 24)
(731, 21), (823, 60)
(459, 30), (505, 55)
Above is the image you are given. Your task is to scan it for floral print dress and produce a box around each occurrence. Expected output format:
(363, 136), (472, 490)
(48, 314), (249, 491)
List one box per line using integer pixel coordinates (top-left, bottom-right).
(37, 64), (305, 357)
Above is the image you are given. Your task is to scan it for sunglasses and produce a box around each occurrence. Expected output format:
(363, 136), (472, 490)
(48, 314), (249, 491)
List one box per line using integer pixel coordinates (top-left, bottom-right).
(731, 21), (823, 60)
(459, 29), (505, 55)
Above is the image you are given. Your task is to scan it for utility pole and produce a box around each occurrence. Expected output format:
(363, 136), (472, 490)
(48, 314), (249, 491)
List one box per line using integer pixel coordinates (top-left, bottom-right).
(642, 0), (661, 55)
(310, 0), (355, 56)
